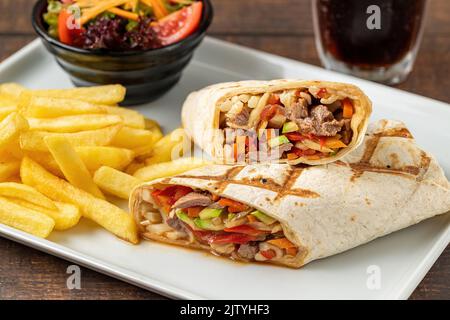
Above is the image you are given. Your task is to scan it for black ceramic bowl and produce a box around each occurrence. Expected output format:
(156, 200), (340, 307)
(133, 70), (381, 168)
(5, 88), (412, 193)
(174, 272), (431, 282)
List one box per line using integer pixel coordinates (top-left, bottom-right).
(32, 0), (213, 105)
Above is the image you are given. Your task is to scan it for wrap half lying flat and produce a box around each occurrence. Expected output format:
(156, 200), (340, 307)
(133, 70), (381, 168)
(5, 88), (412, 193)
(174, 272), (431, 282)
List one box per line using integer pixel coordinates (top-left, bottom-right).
(182, 80), (372, 165)
(130, 120), (450, 268)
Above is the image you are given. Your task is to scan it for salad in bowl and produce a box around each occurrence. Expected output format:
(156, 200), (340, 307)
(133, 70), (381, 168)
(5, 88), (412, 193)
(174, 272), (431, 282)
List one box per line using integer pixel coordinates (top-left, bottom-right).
(43, 0), (204, 51)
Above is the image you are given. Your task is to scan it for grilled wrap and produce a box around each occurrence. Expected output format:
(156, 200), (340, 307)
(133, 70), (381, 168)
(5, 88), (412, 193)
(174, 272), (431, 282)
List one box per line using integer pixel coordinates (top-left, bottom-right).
(181, 80), (372, 165)
(130, 120), (450, 268)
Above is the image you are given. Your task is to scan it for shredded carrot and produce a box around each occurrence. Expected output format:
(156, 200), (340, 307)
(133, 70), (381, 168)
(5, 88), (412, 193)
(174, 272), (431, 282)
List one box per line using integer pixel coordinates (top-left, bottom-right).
(144, 0), (169, 20)
(342, 98), (354, 119)
(187, 206), (203, 218)
(108, 7), (139, 20)
(268, 238), (296, 249)
(266, 129), (273, 141)
(80, 0), (130, 25)
(287, 153), (299, 160)
(218, 198), (249, 213)
(247, 215), (257, 223)
(212, 194), (220, 201)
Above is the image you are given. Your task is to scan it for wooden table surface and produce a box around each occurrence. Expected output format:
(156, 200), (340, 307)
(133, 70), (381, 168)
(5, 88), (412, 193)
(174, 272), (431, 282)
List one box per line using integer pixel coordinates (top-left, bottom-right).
(0, 0), (449, 300)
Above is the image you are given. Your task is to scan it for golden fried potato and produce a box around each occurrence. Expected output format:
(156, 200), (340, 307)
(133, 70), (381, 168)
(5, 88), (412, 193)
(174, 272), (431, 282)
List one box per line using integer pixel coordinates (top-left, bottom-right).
(0, 83), (26, 100)
(93, 166), (141, 199)
(111, 126), (155, 149)
(143, 128), (190, 165)
(21, 157), (138, 244)
(133, 157), (210, 182)
(0, 106), (17, 121)
(22, 96), (107, 118)
(45, 135), (105, 199)
(0, 112), (29, 149)
(20, 124), (122, 152)
(124, 160), (146, 175)
(105, 106), (145, 129)
(144, 117), (161, 131)
(75, 146), (135, 171)
(24, 151), (63, 177)
(28, 114), (122, 133)
(28, 85), (126, 105)
(11, 198), (81, 231)
(0, 182), (57, 210)
(0, 196), (54, 238)
(0, 140), (24, 160)
(21, 96), (145, 129)
(0, 95), (17, 108)
(0, 160), (20, 182)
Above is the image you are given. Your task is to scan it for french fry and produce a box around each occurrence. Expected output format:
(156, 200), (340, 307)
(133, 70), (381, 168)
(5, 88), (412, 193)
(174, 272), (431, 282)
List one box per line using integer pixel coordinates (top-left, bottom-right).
(133, 157), (210, 181)
(22, 96), (107, 118)
(0, 140), (24, 160)
(24, 151), (63, 177)
(11, 198), (81, 231)
(0, 106), (17, 121)
(145, 118), (163, 143)
(124, 160), (146, 175)
(45, 135), (105, 199)
(21, 96), (144, 128)
(144, 152), (172, 165)
(105, 106), (145, 129)
(0, 112), (29, 148)
(0, 83), (26, 100)
(29, 85), (126, 105)
(75, 146), (135, 171)
(143, 128), (188, 164)
(0, 196), (54, 238)
(93, 166), (141, 199)
(27, 114), (122, 133)
(0, 95), (17, 108)
(111, 126), (155, 149)
(21, 157), (138, 243)
(0, 160), (20, 182)
(0, 182), (57, 210)
(144, 117), (161, 131)
(20, 124), (122, 152)
(5, 175), (22, 183)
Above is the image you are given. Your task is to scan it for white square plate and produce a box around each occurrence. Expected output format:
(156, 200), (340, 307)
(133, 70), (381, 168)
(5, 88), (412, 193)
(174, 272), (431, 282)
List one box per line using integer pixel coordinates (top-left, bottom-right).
(0, 37), (449, 299)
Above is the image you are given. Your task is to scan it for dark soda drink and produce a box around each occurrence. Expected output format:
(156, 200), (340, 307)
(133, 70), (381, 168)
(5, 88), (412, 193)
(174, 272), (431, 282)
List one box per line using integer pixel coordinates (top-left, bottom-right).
(312, 0), (428, 84)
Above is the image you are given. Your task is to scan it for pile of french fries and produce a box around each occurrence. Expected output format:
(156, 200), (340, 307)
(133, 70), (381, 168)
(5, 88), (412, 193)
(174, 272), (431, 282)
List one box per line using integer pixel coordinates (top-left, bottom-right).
(0, 83), (209, 242)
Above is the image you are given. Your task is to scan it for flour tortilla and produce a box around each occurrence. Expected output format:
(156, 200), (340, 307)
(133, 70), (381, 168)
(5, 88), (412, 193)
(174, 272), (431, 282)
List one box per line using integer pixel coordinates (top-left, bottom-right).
(181, 79), (372, 165)
(131, 120), (450, 268)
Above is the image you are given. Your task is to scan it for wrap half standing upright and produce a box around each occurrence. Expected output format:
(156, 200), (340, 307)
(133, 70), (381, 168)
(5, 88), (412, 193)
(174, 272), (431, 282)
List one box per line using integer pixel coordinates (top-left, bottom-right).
(182, 80), (372, 165)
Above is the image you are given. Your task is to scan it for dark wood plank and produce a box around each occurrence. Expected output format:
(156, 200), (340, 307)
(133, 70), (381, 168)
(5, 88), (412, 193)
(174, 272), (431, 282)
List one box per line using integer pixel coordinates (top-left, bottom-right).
(0, 237), (164, 300)
(2, 0), (450, 35)
(0, 35), (35, 61)
(411, 245), (450, 300)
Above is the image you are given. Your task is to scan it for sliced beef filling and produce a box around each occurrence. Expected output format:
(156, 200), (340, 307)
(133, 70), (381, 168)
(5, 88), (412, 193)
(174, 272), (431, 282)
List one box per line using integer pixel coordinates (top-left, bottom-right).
(285, 98), (309, 121)
(172, 192), (213, 209)
(227, 106), (251, 128)
(296, 105), (345, 137)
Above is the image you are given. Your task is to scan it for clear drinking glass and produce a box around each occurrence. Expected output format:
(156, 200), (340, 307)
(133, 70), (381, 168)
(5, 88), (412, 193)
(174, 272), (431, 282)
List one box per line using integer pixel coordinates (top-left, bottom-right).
(312, 0), (428, 85)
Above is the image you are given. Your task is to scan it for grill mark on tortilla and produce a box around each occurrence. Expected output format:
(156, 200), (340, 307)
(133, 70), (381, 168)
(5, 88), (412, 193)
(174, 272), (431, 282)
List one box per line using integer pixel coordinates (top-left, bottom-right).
(416, 151), (432, 181)
(374, 127), (413, 139)
(349, 135), (381, 181)
(176, 165), (318, 198)
(275, 167), (320, 199)
(333, 132), (427, 180)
